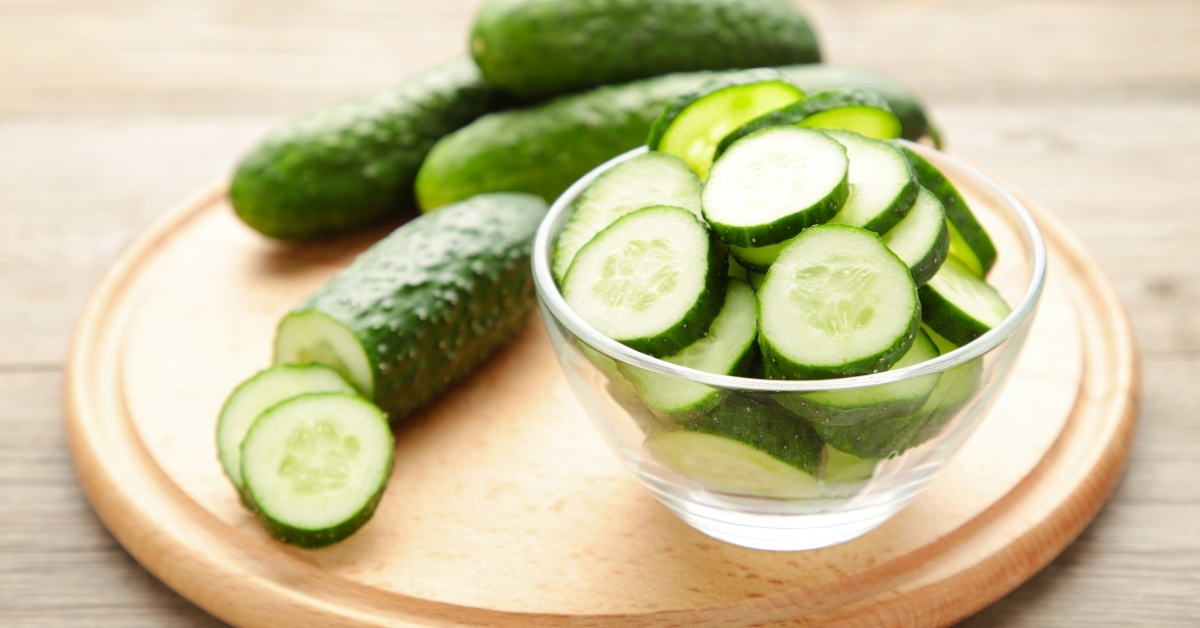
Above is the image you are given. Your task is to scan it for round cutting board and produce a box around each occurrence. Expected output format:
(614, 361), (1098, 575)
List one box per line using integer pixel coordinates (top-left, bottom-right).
(65, 182), (1138, 627)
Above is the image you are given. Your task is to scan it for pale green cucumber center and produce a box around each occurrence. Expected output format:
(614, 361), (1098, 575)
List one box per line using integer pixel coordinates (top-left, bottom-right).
(661, 82), (804, 179)
(798, 106), (902, 140)
(275, 311), (374, 398)
(645, 431), (819, 499)
(946, 220), (985, 276)
(882, 187), (945, 270)
(826, 131), (913, 231)
(789, 255), (880, 337)
(930, 257), (1011, 328)
(730, 237), (791, 271)
(594, 238), (682, 311)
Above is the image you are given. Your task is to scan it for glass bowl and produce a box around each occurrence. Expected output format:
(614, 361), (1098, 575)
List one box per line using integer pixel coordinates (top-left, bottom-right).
(531, 143), (1047, 551)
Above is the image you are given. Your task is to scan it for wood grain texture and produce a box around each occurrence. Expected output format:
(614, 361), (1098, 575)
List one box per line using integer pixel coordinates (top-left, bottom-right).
(2, 0), (1198, 625)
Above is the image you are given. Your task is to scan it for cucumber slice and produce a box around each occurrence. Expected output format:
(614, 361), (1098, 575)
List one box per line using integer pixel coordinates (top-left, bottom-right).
(715, 87), (901, 157)
(759, 224), (920, 379)
(727, 256), (749, 281)
(648, 69), (805, 179)
(240, 393), (394, 548)
(562, 205), (726, 358)
(821, 444), (877, 483)
(217, 364), (358, 505)
(553, 151), (702, 284)
(621, 280), (759, 415)
(905, 325), (984, 444)
(919, 256), (1012, 346)
(896, 144), (997, 275)
(702, 126), (848, 248)
(881, 187), (950, 286)
(729, 237), (792, 274)
(825, 130), (919, 235)
(778, 328), (941, 427)
(748, 270), (767, 291)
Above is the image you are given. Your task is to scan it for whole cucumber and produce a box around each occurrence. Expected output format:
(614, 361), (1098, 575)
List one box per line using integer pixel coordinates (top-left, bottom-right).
(230, 57), (512, 241)
(470, 0), (821, 99)
(416, 64), (935, 211)
(274, 193), (548, 422)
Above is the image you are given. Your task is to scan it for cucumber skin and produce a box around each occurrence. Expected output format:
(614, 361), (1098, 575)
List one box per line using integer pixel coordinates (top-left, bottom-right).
(646, 68), (801, 151)
(230, 57), (512, 241)
(283, 193), (548, 422)
(780, 66), (933, 144)
(715, 87), (897, 157)
(416, 65), (936, 212)
(471, 0), (820, 99)
(896, 145), (998, 275)
(673, 395), (823, 476)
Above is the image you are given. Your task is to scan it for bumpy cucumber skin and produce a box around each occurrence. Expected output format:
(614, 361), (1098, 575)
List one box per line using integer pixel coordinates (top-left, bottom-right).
(674, 395), (823, 476)
(283, 193), (547, 422)
(646, 68), (802, 150)
(896, 145), (998, 275)
(416, 72), (714, 212)
(778, 65), (933, 144)
(715, 87), (897, 157)
(471, 0), (820, 99)
(230, 58), (511, 241)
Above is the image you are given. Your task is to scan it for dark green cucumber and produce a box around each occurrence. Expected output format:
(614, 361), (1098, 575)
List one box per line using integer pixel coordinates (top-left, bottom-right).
(230, 57), (511, 241)
(470, 0), (820, 99)
(715, 87), (900, 157)
(274, 193), (547, 422)
(778, 65), (936, 145)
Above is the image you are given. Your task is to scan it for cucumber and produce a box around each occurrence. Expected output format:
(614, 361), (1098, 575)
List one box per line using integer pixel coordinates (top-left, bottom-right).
(758, 224), (920, 379)
(240, 393), (393, 548)
(715, 87), (901, 157)
(621, 280), (759, 415)
(896, 144), (997, 275)
(646, 396), (822, 499)
(778, 65), (936, 145)
(918, 256), (1012, 346)
(648, 69), (806, 179)
(230, 57), (511, 240)
(216, 364), (358, 506)
(561, 205), (726, 358)
(881, 186), (950, 286)
(553, 151), (702, 284)
(729, 238), (792, 274)
(824, 130), (919, 235)
(471, 0), (820, 99)
(274, 193), (547, 422)
(702, 126), (849, 247)
(821, 444), (877, 485)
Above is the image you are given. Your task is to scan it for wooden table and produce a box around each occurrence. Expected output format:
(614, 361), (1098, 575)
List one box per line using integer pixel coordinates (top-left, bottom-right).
(2, 0), (1197, 625)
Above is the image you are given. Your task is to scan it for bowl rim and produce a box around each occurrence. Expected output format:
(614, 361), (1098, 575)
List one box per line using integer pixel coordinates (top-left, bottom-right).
(531, 142), (1048, 392)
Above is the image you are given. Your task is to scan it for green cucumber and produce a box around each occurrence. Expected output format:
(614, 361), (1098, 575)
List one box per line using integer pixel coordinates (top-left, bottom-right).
(702, 126), (848, 247)
(648, 69), (806, 179)
(230, 57), (511, 240)
(274, 193), (547, 422)
(779, 65), (936, 145)
(470, 0), (820, 99)
(729, 238), (792, 274)
(896, 144), (997, 275)
(553, 151), (702, 284)
(919, 256), (1012, 346)
(825, 130), (919, 235)
(217, 364), (358, 506)
(562, 205), (726, 358)
(758, 224), (920, 379)
(881, 186), (950, 286)
(240, 393), (393, 548)
(715, 87), (901, 157)
(621, 280), (759, 415)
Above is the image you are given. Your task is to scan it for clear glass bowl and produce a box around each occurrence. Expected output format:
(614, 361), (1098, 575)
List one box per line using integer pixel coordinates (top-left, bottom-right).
(531, 143), (1047, 551)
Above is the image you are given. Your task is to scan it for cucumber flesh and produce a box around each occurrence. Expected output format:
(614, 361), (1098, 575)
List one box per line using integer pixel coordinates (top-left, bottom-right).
(825, 130), (919, 235)
(799, 106), (902, 139)
(621, 280), (759, 415)
(649, 69), (805, 180)
(881, 186), (950, 286)
(275, 311), (374, 397)
(553, 151), (702, 284)
(729, 237), (792, 274)
(241, 393), (394, 548)
(758, 224), (920, 379)
(919, 256), (1012, 346)
(645, 430), (819, 499)
(562, 205), (726, 358)
(702, 126), (848, 248)
(217, 364), (357, 501)
(715, 87), (901, 157)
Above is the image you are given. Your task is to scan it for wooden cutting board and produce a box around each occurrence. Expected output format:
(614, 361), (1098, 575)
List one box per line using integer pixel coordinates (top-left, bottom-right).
(64, 181), (1137, 627)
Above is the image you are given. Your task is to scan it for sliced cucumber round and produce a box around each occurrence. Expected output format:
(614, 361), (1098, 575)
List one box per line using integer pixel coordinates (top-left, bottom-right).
(562, 205), (726, 358)
(648, 69), (805, 180)
(825, 130), (919, 235)
(274, 311), (374, 397)
(881, 186), (950, 286)
(715, 87), (901, 157)
(919, 256), (1012, 346)
(621, 280), (759, 415)
(758, 224), (920, 379)
(217, 364), (358, 505)
(729, 237), (792, 274)
(241, 393), (394, 548)
(645, 425), (820, 500)
(702, 126), (848, 248)
(553, 151), (702, 284)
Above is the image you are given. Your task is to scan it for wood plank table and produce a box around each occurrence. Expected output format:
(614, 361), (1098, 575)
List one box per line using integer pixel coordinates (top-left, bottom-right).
(2, 0), (1197, 625)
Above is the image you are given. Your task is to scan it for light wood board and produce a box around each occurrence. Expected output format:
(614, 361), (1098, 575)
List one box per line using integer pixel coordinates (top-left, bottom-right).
(63, 181), (1138, 626)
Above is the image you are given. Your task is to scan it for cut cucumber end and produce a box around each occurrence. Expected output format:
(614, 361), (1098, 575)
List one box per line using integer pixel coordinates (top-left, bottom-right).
(241, 393), (394, 548)
(645, 430), (820, 499)
(275, 310), (375, 399)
